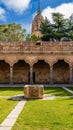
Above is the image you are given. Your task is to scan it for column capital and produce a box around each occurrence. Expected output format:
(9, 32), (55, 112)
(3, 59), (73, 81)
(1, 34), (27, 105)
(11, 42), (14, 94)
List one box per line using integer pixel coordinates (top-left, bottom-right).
(69, 64), (73, 68)
(30, 65), (33, 68)
(10, 65), (13, 68)
(49, 64), (53, 68)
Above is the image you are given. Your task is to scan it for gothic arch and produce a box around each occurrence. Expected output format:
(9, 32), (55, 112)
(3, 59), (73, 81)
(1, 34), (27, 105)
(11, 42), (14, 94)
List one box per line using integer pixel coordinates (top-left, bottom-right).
(0, 60), (10, 83)
(13, 60), (30, 84)
(33, 60), (50, 84)
(53, 59), (70, 84)
(52, 57), (70, 66)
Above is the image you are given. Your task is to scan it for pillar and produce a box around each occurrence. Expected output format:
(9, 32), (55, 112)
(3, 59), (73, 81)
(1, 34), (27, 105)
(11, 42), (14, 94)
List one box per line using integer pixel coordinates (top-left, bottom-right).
(50, 65), (53, 84)
(30, 65), (33, 84)
(10, 66), (13, 85)
(69, 65), (73, 84)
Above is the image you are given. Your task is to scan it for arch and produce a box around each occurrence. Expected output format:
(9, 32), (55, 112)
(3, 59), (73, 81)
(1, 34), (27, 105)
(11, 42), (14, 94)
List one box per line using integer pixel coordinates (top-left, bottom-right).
(53, 60), (69, 84)
(0, 60), (10, 84)
(5, 57), (19, 66)
(13, 60), (30, 84)
(33, 60), (50, 84)
(52, 57), (70, 66)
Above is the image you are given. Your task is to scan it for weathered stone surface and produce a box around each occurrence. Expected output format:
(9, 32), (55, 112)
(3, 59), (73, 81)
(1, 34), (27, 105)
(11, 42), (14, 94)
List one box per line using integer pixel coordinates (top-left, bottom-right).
(13, 60), (30, 83)
(24, 85), (44, 99)
(0, 42), (73, 84)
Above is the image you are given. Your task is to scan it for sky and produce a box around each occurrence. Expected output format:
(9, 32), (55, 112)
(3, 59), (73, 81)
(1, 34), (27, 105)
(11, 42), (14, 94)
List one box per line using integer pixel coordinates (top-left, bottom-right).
(0, 0), (73, 34)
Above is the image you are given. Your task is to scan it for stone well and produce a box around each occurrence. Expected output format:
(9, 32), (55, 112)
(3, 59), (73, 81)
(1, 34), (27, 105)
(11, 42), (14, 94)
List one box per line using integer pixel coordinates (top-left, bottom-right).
(24, 85), (44, 99)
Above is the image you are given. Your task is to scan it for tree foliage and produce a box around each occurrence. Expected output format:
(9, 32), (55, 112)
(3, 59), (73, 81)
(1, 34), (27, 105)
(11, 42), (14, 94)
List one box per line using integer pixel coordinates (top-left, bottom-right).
(40, 13), (73, 41)
(26, 34), (40, 42)
(0, 23), (26, 42)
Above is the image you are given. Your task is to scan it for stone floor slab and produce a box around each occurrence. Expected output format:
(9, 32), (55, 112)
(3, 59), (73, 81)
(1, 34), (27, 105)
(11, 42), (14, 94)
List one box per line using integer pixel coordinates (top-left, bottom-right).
(1, 119), (16, 127)
(0, 100), (26, 130)
(0, 127), (12, 130)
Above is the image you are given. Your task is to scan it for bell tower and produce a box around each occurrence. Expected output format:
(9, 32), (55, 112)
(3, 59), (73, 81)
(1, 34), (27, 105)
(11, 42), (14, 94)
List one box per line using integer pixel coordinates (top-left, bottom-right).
(32, 0), (44, 37)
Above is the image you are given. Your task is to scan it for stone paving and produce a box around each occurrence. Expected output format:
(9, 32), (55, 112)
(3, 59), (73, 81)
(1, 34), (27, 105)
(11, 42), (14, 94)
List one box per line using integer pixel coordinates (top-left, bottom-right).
(62, 87), (73, 94)
(0, 100), (26, 130)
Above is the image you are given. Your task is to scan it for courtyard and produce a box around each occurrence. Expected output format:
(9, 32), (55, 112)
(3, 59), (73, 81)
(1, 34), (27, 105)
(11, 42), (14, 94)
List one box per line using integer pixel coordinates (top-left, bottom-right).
(0, 87), (73, 130)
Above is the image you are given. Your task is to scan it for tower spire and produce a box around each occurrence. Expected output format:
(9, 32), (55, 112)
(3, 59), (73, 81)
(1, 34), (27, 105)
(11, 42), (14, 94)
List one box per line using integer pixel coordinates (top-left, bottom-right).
(37, 0), (41, 15)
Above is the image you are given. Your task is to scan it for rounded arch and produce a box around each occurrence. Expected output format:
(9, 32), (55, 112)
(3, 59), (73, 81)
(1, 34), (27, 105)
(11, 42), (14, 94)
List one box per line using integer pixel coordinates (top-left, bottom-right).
(13, 60), (30, 84)
(33, 60), (50, 84)
(53, 60), (69, 84)
(0, 60), (10, 84)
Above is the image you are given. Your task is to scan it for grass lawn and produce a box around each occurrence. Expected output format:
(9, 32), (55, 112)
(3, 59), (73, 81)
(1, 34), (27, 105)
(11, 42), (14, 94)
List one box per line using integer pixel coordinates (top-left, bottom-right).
(0, 87), (72, 96)
(12, 87), (73, 130)
(0, 98), (18, 123)
(0, 87), (23, 96)
(44, 87), (72, 96)
(12, 98), (73, 130)
(67, 87), (73, 91)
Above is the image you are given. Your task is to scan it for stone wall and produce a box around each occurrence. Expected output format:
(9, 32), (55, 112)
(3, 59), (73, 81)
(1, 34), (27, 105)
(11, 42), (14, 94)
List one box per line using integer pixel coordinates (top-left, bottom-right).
(13, 61), (30, 83)
(33, 60), (50, 83)
(53, 60), (69, 83)
(0, 61), (10, 83)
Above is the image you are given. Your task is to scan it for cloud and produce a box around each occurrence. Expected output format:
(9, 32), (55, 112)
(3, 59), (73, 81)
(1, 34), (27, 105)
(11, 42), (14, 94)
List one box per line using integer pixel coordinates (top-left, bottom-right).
(42, 3), (73, 23)
(0, 7), (6, 21)
(0, 0), (31, 14)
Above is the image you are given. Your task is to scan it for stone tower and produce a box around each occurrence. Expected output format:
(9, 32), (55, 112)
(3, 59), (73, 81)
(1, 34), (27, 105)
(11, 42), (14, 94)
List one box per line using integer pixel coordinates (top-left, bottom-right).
(32, 0), (44, 37)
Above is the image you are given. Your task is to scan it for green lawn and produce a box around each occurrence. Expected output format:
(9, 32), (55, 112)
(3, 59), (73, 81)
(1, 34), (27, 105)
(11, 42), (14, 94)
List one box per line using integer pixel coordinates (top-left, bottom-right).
(0, 87), (73, 129)
(0, 87), (23, 96)
(44, 87), (72, 96)
(12, 87), (73, 130)
(0, 87), (72, 96)
(12, 98), (73, 130)
(0, 98), (18, 123)
(67, 87), (73, 91)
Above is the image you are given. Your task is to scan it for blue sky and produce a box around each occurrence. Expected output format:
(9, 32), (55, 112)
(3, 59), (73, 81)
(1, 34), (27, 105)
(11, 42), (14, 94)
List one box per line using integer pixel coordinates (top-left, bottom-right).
(0, 0), (73, 34)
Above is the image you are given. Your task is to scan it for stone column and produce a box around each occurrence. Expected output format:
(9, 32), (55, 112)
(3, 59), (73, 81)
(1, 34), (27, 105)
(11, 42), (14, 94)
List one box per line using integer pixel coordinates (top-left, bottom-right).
(10, 66), (13, 85)
(30, 65), (33, 84)
(50, 65), (53, 84)
(69, 65), (73, 84)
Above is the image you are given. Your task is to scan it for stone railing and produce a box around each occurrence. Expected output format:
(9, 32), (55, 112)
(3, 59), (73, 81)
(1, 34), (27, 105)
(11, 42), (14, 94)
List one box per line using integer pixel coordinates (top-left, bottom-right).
(0, 41), (73, 53)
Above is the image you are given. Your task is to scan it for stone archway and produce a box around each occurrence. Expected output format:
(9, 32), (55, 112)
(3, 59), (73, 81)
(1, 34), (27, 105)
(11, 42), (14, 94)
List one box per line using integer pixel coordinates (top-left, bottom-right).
(33, 60), (50, 84)
(53, 60), (69, 84)
(13, 60), (30, 84)
(0, 60), (10, 84)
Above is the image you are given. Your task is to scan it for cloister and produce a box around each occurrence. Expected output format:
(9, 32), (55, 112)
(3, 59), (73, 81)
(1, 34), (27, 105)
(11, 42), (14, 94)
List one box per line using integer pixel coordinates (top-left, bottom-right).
(0, 41), (73, 85)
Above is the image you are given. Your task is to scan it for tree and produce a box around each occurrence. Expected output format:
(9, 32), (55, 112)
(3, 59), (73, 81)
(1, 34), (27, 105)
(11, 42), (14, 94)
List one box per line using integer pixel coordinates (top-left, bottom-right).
(0, 23), (26, 42)
(40, 17), (54, 41)
(26, 34), (40, 42)
(40, 13), (73, 41)
(66, 14), (73, 40)
(52, 13), (67, 41)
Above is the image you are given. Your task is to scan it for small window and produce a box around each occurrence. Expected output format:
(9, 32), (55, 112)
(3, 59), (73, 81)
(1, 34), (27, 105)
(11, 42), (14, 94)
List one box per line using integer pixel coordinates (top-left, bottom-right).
(36, 42), (41, 45)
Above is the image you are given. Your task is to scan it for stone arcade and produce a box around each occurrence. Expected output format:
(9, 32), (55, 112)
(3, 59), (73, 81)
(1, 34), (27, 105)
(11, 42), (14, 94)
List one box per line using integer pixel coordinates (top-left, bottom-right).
(0, 41), (73, 85)
(0, 1), (73, 85)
